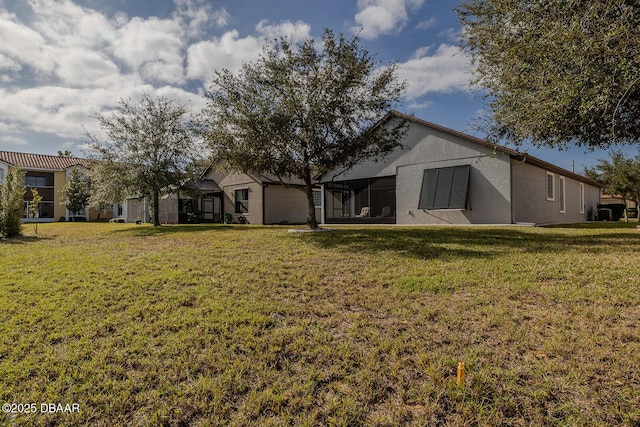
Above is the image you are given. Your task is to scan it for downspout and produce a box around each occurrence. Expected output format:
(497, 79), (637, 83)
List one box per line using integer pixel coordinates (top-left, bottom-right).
(510, 160), (514, 224)
(320, 183), (325, 225)
(262, 183), (266, 225)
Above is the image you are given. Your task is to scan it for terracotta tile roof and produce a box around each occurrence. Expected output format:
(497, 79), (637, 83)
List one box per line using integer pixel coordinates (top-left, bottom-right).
(0, 151), (88, 170)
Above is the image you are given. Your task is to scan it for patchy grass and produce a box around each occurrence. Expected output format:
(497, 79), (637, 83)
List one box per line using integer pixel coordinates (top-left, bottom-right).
(0, 222), (639, 426)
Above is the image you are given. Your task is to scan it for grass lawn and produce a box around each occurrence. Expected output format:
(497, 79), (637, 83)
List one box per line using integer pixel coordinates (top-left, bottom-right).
(1, 222), (639, 426)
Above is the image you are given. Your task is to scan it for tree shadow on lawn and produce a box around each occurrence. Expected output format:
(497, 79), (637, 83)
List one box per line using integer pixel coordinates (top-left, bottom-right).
(297, 226), (640, 261)
(545, 221), (639, 229)
(0, 235), (54, 244)
(108, 223), (267, 237)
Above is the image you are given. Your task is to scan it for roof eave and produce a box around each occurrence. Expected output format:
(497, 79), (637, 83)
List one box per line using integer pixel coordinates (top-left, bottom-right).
(386, 111), (603, 188)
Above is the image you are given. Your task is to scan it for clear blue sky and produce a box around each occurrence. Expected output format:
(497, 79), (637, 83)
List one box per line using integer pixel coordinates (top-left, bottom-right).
(0, 0), (633, 172)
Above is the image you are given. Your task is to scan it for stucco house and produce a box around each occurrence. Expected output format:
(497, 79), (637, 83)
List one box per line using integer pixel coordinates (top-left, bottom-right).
(197, 167), (321, 225)
(151, 167), (322, 225)
(320, 112), (602, 225)
(0, 151), (118, 222)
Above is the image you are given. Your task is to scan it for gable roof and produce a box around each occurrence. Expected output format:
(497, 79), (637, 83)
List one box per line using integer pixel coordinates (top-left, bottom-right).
(383, 111), (603, 188)
(201, 163), (309, 187)
(0, 151), (88, 170)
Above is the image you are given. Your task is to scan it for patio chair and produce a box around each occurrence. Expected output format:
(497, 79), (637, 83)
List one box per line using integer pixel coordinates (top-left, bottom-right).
(355, 207), (370, 217)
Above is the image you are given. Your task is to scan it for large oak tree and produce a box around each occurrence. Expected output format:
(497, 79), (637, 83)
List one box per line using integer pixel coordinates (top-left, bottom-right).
(457, 1), (640, 148)
(87, 94), (201, 226)
(201, 29), (407, 229)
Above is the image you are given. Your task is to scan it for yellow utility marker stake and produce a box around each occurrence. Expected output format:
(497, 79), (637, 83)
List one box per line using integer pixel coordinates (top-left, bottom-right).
(457, 362), (465, 386)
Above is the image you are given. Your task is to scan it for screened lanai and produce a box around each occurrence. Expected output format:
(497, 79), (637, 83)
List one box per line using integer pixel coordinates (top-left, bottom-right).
(324, 176), (396, 224)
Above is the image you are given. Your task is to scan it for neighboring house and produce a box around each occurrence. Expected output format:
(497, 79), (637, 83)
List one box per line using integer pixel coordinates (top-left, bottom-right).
(600, 194), (635, 205)
(320, 112), (602, 225)
(0, 151), (117, 222)
(155, 167), (322, 225)
(600, 193), (637, 211)
(599, 193), (637, 220)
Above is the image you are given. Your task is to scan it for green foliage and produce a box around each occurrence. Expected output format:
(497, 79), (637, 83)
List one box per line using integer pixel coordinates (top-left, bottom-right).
(202, 29), (407, 229)
(29, 188), (42, 234)
(87, 93), (202, 226)
(57, 150), (73, 157)
(457, 1), (640, 148)
(29, 188), (42, 218)
(62, 168), (91, 221)
(584, 150), (640, 221)
(0, 167), (25, 238)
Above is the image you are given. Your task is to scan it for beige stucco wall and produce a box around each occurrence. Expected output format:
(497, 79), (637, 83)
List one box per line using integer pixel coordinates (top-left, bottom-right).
(126, 198), (149, 223)
(397, 154), (512, 224)
(264, 184), (311, 224)
(204, 170), (264, 224)
(89, 207), (114, 221)
(159, 195), (179, 224)
(511, 160), (600, 224)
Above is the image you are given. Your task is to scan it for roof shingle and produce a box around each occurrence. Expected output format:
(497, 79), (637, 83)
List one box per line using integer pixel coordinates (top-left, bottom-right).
(0, 151), (88, 170)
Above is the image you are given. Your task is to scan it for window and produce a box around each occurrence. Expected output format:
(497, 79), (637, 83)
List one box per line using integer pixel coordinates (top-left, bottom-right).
(235, 189), (248, 213)
(579, 183), (585, 214)
(419, 165), (470, 210)
(23, 172), (56, 219)
(0, 168), (4, 183)
(546, 172), (555, 201)
(312, 189), (322, 208)
(23, 201), (55, 218)
(559, 176), (565, 213)
(24, 172), (54, 188)
(25, 176), (46, 187)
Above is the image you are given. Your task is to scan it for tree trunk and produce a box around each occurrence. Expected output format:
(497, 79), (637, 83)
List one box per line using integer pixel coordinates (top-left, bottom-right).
(623, 198), (629, 223)
(303, 171), (318, 229)
(153, 190), (161, 226)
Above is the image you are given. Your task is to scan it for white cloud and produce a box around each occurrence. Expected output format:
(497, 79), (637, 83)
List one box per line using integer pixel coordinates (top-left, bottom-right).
(0, 0), (317, 153)
(256, 19), (312, 43)
(187, 30), (263, 80)
(398, 44), (472, 97)
(0, 12), (55, 73)
(0, 86), (96, 137)
(0, 135), (27, 145)
(0, 53), (21, 72)
(408, 100), (434, 110)
(27, 0), (116, 49)
(0, 122), (21, 133)
(186, 20), (313, 82)
(174, 0), (229, 37)
(112, 17), (186, 84)
(55, 48), (119, 87)
(352, 0), (426, 40)
(416, 17), (436, 30)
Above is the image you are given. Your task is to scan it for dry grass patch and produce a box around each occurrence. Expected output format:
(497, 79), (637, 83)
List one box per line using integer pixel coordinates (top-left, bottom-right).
(0, 222), (638, 426)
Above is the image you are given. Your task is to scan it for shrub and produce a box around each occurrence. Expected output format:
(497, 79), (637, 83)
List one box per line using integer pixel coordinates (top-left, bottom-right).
(0, 168), (25, 237)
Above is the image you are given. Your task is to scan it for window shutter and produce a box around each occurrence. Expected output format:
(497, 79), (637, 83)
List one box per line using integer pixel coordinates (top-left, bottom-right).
(449, 165), (470, 209)
(419, 165), (470, 210)
(433, 167), (454, 209)
(418, 169), (438, 209)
